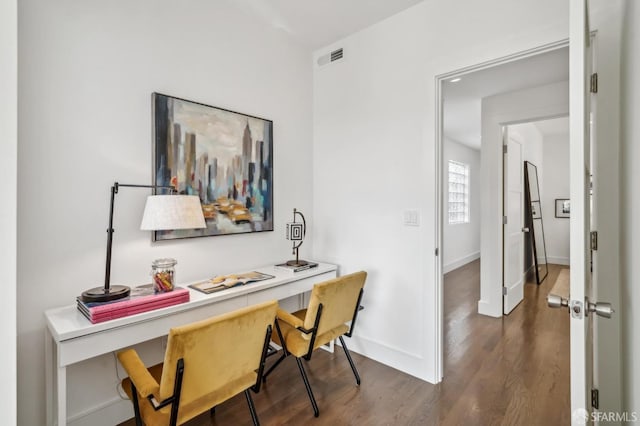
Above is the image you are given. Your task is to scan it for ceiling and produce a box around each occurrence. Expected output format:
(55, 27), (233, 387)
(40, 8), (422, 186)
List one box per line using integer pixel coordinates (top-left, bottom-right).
(443, 47), (569, 149)
(225, 0), (569, 147)
(227, 0), (424, 49)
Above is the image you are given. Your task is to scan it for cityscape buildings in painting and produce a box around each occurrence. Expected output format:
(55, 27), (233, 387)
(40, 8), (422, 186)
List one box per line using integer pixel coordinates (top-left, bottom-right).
(153, 93), (273, 240)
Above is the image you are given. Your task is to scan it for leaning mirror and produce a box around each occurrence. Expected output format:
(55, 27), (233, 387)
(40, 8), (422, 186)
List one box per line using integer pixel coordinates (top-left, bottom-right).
(524, 161), (548, 284)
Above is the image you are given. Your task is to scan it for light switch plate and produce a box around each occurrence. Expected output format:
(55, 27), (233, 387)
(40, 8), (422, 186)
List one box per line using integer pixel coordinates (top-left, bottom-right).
(404, 209), (420, 226)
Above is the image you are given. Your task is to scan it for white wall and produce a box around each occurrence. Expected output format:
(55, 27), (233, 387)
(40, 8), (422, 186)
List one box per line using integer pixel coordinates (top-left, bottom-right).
(18, 1), (313, 424)
(514, 122), (544, 185)
(542, 134), (570, 265)
(0, 0), (18, 423)
(313, 0), (569, 382)
(510, 121), (544, 204)
(620, 0), (640, 416)
(442, 138), (480, 273)
(479, 81), (569, 317)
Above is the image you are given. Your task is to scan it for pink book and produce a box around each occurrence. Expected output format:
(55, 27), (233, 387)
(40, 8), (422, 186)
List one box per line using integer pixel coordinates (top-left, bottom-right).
(84, 293), (190, 323)
(77, 285), (190, 323)
(86, 286), (188, 313)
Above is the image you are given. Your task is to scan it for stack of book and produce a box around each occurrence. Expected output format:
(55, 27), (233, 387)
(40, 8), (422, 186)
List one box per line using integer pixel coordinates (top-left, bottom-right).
(77, 284), (190, 324)
(274, 261), (318, 273)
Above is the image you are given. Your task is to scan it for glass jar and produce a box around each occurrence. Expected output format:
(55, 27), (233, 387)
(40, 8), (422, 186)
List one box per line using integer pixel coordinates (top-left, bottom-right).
(151, 258), (177, 293)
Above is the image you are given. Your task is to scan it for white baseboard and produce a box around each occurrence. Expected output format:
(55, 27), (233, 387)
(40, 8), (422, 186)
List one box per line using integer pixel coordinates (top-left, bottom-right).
(547, 256), (570, 265)
(68, 397), (131, 426)
(345, 335), (435, 384)
(478, 299), (501, 318)
(443, 251), (480, 274)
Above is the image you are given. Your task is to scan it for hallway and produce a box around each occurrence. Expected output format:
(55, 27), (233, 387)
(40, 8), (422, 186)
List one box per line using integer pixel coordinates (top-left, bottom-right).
(440, 259), (571, 425)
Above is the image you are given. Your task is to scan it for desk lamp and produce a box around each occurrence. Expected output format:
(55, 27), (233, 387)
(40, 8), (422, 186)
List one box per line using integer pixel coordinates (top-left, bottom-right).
(80, 182), (206, 303)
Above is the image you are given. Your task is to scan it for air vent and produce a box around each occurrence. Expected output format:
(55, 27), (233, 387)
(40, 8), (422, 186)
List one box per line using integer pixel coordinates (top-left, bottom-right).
(317, 48), (344, 67)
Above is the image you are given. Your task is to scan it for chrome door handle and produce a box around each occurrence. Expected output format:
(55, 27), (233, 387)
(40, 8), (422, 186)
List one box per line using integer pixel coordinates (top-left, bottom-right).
(547, 294), (568, 309)
(587, 301), (614, 318)
(548, 295), (614, 319)
(522, 227), (530, 232)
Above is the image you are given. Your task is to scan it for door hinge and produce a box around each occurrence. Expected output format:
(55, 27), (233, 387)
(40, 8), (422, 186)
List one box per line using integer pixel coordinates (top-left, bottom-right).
(591, 388), (599, 409)
(590, 73), (598, 93)
(503, 145), (508, 154)
(503, 216), (508, 225)
(435, 247), (439, 256)
(503, 287), (508, 296)
(590, 231), (598, 251)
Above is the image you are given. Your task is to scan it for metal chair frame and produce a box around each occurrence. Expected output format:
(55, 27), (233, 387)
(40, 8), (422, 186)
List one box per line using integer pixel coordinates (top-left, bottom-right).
(263, 288), (364, 417)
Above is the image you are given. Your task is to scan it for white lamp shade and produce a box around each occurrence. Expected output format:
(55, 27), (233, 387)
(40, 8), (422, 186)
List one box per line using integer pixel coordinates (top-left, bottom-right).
(140, 195), (206, 231)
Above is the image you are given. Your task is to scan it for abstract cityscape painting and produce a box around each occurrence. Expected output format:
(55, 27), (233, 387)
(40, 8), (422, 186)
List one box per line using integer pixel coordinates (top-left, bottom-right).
(152, 93), (273, 240)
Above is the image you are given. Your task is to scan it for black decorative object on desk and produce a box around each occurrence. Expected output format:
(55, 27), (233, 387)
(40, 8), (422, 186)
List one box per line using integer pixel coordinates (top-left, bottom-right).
(285, 208), (309, 267)
(79, 182), (206, 303)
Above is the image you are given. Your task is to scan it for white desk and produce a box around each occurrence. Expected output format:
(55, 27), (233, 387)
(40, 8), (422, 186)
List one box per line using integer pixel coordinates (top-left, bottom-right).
(44, 262), (337, 426)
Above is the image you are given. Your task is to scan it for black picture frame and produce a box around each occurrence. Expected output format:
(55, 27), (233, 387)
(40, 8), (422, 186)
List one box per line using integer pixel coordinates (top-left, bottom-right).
(524, 161), (548, 285)
(152, 93), (274, 241)
(555, 199), (570, 218)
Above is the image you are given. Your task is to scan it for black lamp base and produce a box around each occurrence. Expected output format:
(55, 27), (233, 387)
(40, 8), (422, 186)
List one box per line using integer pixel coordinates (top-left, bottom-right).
(285, 259), (309, 267)
(80, 285), (131, 303)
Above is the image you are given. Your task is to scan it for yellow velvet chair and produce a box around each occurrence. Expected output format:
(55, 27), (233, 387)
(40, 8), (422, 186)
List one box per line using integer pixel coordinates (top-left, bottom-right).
(117, 300), (278, 426)
(263, 271), (367, 417)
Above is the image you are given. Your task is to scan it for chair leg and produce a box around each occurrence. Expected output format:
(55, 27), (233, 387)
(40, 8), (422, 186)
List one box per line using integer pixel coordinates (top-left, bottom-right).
(244, 389), (260, 426)
(296, 357), (320, 417)
(339, 336), (361, 385)
(263, 351), (286, 382)
(263, 320), (289, 383)
(130, 383), (143, 426)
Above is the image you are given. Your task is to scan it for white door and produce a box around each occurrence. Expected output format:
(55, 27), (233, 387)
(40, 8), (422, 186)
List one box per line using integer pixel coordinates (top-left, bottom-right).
(568, 0), (604, 423)
(503, 128), (525, 314)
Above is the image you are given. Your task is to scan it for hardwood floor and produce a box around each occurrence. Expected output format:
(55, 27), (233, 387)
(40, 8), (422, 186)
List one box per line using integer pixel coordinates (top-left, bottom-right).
(118, 260), (570, 425)
(438, 260), (570, 425)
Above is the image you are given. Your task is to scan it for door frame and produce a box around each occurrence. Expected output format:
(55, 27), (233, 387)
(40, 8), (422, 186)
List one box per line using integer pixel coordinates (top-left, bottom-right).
(434, 39), (569, 381)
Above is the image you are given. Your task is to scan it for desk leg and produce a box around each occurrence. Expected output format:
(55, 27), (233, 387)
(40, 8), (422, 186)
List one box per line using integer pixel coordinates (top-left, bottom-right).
(44, 329), (53, 426)
(57, 365), (66, 426)
(45, 328), (67, 426)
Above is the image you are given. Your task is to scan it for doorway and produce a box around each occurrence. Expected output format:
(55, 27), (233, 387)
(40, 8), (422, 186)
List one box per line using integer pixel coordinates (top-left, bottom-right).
(436, 41), (569, 383)
(502, 117), (570, 314)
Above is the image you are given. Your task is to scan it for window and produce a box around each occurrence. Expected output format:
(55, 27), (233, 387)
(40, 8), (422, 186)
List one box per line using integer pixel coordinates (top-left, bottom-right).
(448, 160), (469, 224)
